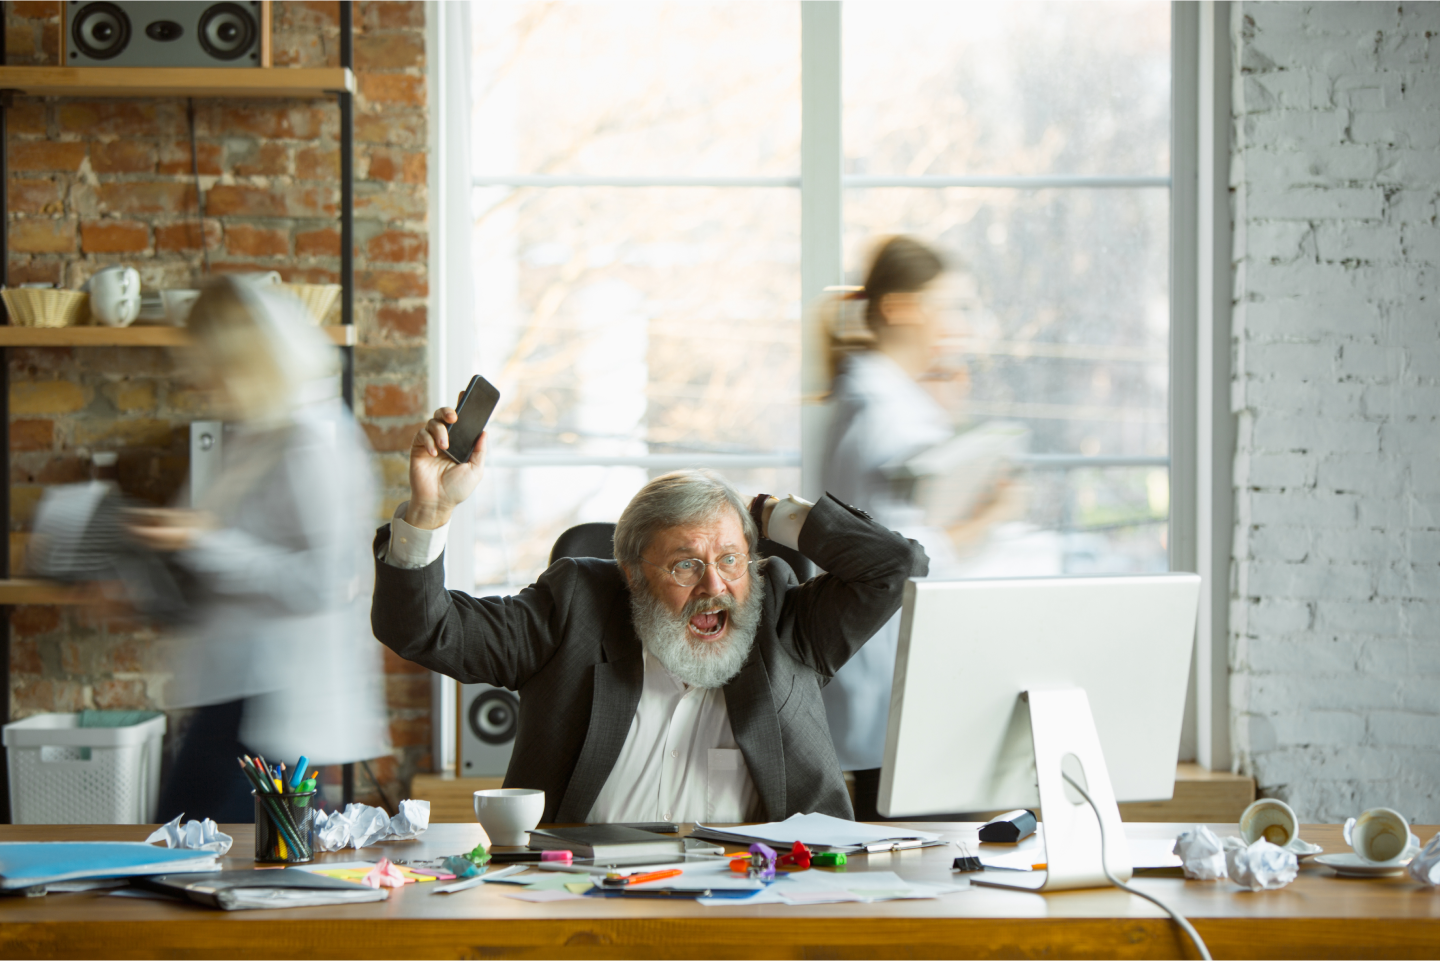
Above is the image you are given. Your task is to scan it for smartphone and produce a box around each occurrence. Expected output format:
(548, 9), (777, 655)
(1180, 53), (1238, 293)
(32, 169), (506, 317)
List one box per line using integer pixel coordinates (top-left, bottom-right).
(443, 375), (501, 464)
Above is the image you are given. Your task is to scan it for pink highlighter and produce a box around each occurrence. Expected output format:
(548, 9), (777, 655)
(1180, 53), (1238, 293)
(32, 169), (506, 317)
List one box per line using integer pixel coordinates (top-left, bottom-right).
(490, 850), (573, 864)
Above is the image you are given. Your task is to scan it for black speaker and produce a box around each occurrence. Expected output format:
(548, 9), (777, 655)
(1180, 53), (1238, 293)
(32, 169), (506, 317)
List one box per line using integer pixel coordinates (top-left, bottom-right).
(458, 684), (519, 777)
(66, 1), (269, 67)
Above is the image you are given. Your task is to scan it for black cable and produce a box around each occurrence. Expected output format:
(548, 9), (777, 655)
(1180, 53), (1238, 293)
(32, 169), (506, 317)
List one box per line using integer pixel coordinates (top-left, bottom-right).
(186, 98), (210, 275)
(1061, 771), (1212, 961)
(360, 759), (396, 817)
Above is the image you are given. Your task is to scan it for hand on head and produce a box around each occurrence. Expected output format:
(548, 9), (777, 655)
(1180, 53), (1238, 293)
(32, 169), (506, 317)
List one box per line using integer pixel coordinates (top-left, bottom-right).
(406, 393), (486, 530)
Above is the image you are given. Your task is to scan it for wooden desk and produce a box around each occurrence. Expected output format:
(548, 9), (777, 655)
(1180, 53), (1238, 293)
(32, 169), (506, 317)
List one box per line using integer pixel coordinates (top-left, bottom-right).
(1, 822), (1437, 959)
(414, 764), (1258, 825)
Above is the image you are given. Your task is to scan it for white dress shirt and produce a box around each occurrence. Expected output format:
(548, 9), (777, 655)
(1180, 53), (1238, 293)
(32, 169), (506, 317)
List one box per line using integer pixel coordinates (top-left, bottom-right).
(586, 648), (760, 823)
(380, 496), (813, 822)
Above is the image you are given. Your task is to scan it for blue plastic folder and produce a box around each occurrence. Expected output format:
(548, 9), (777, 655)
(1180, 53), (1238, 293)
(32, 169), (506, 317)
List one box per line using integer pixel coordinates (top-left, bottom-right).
(0, 843), (220, 890)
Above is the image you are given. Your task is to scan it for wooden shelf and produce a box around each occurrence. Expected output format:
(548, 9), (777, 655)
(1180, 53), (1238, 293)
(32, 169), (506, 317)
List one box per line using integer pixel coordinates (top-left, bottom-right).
(0, 66), (353, 99)
(1118, 762), (1256, 822)
(0, 579), (90, 605)
(0, 325), (355, 347)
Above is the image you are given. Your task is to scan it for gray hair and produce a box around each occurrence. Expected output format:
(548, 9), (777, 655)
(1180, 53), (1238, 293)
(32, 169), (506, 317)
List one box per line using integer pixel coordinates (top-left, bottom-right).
(613, 470), (757, 570)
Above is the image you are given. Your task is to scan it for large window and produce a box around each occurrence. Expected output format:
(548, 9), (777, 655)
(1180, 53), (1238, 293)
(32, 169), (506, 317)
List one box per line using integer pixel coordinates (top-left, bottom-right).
(459, 2), (1171, 595)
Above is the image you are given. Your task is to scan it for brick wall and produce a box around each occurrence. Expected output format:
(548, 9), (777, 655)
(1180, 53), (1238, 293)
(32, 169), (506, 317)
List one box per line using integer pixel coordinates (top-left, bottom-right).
(1231, 2), (1440, 821)
(5, 1), (431, 807)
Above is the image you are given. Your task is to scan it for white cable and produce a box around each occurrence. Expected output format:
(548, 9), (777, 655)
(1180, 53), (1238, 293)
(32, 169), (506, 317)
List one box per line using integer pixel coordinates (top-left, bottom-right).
(1061, 772), (1213, 961)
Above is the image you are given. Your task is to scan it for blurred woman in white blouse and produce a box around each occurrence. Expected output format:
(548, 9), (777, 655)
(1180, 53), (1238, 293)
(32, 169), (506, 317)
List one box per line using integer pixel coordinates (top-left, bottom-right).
(131, 277), (389, 822)
(821, 236), (960, 820)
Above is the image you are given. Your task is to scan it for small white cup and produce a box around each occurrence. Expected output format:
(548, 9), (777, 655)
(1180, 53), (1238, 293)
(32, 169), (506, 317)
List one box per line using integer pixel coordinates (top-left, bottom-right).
(473, 788), (544, 847)
(1240, 798), (1299, 847)
(85, 266), (141, 327)
(1344, 807), (1420, 865)
(161, 289), (201, 326)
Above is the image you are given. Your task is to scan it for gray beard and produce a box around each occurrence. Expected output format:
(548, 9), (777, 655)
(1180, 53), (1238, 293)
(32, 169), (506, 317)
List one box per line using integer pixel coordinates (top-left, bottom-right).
(629, 572), (765, 689)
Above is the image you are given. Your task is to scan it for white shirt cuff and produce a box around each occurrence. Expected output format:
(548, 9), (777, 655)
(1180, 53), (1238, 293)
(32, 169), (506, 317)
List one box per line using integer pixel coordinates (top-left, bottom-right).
(383, 500), (449, 570)
(764, 494), (813, 552)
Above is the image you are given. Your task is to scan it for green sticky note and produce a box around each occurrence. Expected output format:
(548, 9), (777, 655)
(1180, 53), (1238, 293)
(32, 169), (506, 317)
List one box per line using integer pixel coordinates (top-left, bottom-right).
(524, 873), (582, 891)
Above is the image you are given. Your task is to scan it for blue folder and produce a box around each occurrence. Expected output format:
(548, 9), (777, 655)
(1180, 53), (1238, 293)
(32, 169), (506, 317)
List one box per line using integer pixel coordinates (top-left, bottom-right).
(0, 842), (220, 890)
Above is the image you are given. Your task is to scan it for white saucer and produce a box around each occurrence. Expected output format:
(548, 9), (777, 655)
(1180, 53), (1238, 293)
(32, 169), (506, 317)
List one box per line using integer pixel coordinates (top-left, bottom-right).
(1286, 838), (1323, 858)
(1314, 853), (1409, 877)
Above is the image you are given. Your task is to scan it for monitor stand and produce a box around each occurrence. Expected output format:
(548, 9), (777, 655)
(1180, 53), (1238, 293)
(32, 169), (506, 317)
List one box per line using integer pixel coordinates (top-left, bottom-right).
(971, 688), (1133, 893)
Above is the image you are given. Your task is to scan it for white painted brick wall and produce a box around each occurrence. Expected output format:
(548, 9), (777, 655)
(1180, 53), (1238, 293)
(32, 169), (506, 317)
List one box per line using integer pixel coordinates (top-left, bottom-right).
(1232, 2), (1440, 823)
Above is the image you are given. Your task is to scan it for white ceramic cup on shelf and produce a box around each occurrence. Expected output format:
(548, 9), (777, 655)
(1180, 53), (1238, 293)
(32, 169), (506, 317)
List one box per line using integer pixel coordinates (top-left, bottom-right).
(1344, 807), (1421, 865)
(85, 265), (141, 327)
(1239, 798), (1300, 847)
(473, 788), (544, 847)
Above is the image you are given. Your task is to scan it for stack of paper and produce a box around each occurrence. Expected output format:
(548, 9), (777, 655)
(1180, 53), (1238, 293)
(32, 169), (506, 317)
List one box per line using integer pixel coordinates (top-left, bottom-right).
(689, 812), (943, 853)
(0, 843), (220, 891)
(696, 869), (963, 907)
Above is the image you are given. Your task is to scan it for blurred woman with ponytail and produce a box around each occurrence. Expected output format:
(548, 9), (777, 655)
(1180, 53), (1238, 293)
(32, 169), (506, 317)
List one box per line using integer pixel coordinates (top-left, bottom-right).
(821, 235), (960, 820)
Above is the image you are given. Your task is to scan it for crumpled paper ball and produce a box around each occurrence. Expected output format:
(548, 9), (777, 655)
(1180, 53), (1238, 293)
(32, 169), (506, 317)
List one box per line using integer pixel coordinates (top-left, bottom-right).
(1223, 836), (1298, 890)
(441, 855), (481, 878)
(312, 800), (433, 852)
(1408, 832), (1440, 887)
(387, 799), (430, 840)
(361, 858), (407, 889)
(145, 814), (233, 855)
(1173, 825), (1227, 880)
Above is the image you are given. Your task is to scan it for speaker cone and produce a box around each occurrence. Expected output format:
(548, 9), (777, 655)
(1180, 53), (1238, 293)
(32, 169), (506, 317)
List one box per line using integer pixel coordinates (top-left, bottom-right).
(198, 2), (256, 61)
(71, 2), (131, 61)
(468, 690), (519, 746)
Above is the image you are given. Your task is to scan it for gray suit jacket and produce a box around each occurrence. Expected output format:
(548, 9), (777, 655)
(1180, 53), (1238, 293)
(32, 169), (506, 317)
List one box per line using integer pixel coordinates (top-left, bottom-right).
(371, 494), (929, 823)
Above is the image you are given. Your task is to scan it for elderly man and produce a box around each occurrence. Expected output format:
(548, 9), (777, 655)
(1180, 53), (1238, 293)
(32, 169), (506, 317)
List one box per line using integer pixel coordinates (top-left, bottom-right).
(371, 405), (929, 823)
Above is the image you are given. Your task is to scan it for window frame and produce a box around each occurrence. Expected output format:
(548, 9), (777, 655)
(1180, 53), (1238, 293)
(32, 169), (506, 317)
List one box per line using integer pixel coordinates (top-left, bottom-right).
(430, 0), (1222, 771)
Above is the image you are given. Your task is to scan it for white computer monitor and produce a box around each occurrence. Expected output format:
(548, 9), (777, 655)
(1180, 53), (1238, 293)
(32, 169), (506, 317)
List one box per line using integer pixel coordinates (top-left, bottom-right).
(877, 573), (1201, 891)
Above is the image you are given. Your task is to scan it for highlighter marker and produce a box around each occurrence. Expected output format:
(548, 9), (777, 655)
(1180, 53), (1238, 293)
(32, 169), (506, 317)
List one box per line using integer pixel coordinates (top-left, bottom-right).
(490, 850), (573, 864)
(290, 756), (309, 790)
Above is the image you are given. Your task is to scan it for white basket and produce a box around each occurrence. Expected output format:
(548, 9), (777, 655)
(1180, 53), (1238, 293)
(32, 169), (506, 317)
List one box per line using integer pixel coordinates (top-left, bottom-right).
(3, 713), (166, 825)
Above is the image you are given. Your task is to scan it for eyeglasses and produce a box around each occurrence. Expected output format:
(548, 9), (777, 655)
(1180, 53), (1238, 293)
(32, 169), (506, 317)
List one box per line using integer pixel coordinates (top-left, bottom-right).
(643, 553), (752, 588)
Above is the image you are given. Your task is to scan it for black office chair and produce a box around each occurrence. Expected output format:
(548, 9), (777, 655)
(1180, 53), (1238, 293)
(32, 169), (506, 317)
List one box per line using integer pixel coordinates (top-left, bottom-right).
(549, 522), (617, 564)
(550, 521), (815, 582)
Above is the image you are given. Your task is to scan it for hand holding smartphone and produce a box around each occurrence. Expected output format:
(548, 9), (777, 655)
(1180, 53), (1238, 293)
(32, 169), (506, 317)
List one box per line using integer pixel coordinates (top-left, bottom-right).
(443, 375), (501, 464)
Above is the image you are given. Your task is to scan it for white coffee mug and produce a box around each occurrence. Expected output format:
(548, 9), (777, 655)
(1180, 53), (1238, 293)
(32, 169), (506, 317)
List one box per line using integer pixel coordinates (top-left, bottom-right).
(85, 266), (141, 327)
(473, 788), (544, 847)
(1344, 807), (1421, 865)
(1240, 798), (1299, 847)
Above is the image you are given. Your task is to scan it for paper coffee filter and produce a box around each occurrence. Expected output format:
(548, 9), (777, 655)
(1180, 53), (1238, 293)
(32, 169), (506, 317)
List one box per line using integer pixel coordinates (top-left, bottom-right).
(1, 288), (89, 328)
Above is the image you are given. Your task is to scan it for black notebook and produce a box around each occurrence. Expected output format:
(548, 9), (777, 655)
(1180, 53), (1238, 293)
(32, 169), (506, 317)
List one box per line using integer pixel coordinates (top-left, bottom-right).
(528, 825), (685, 859)
(136, 869), (388, 911)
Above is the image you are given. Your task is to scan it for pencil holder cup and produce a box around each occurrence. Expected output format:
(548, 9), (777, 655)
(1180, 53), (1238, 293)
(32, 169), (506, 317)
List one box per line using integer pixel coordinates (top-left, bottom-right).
(253, 789), (316, 864)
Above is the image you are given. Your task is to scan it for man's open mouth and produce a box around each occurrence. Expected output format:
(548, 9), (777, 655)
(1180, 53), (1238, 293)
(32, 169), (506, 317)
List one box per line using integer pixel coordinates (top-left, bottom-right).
(688, 609), (728, 639)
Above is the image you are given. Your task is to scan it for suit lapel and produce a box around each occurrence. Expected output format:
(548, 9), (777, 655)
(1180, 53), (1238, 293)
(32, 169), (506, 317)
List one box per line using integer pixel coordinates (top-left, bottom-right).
(725, 646), (786, 821)
(555, 587), (644, 823)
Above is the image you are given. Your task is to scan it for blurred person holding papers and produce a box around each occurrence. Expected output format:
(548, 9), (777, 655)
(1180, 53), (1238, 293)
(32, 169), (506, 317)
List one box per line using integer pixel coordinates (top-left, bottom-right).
(132, 277), (388, 822)
(820, 236), (968, 820)
(372, 408), (930, 824)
